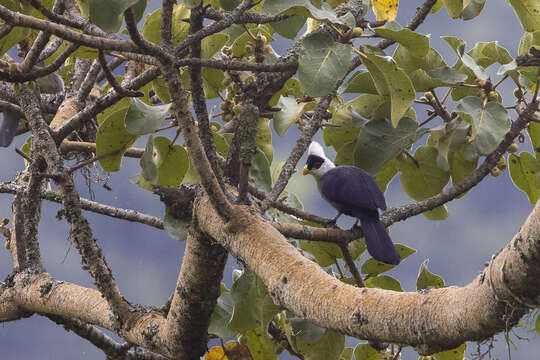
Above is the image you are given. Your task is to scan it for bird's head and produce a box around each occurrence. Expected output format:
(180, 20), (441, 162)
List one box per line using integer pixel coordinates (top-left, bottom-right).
(302, 142), (335, 179)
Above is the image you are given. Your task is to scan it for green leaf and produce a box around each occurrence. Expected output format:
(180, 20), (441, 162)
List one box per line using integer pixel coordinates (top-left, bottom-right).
(219, 0), (240, 11)
(442, 36), (489, 80)
(163, 213), (188, 241)
(374, 22), (430, 57)
(289, 317), (326, 344)
(343, 71), (378, 94)
(535, 312), (540, 334)
(244, 327), (278, 360)
(96, 108), (138, 172)
(228, 269), (281, 333)
(76, 0), (140, 33)
(507, 0), (540, 32)
(250, 149), (272, 192)
(201, 33), (229, 58)
(208, 286), (237, 338)
(348, 239), (366, 260)
(353, 343), (379, 360)
(273, 96), (304, 136)
(0, 27), (30, 56)
(449, 145), (478, 188)
(416, 259), (445, 290)
(454, 97), (511, 156)
(271, 15), (307, 39)
(360, 52), (416, 127)
(262, 0), (342, 23)
(375, 157), (399, 193)
(528, 122), (540, 151)
(365, 275), (403, 291)
(298, 32), (353, 97)
(140, 136), (189, 187)
(185, 0), (201, 8)
(393, 46), (446, 74)
(361, 244), (416, 275)
(467, 41), (513, 67)
(124, 98), (171, 135)
(334, 142), (356, 166)
(270, 78), (304, 107)
(398, 146), (450, 220)
(340, 347), (354, 360)
(427, 67), (468, 84)
(508, 152), (540, 204)
(323, 102), (367, 150)
(460, 0), (486, 20)
(299, 240), (342, 267)
(142, 4), (190, 45)
(443, 0), (463, 18)
(519, 31), (540, 56)
(296, 330), (345, 360)
(152, 76), (171, 104)
(433, 343), (466, 360)
(354, 118), (426, 175)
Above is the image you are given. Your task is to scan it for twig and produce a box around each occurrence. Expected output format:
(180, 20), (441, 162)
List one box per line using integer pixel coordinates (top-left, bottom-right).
(14, 148), (32, 163)
(53, 66), (161, 142)
(47, 315), (167, 360)
(95, 56), (124, 83)
(97, 49), (143, 98)
(338, 242), (364, 287)
(189, 5), (224, 189)
(0, 181), (164, 229)
(262, 94), (333, 209)
(124, 8), (172, 62)
(76, 59), (101, 103)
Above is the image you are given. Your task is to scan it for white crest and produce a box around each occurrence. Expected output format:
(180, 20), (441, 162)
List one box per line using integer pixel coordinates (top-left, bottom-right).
(308, 141), (326, 158)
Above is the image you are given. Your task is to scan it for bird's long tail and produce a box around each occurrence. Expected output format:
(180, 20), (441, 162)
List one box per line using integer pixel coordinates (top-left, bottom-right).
(359, 214), (400, 265)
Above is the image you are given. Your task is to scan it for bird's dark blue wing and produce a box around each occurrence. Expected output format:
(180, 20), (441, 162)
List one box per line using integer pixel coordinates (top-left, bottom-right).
(319, 166), (386, 213)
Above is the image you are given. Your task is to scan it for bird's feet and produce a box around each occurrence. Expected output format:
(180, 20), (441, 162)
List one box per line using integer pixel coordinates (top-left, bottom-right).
(323, 218), (339, 228)
(349, 220), (360, 232)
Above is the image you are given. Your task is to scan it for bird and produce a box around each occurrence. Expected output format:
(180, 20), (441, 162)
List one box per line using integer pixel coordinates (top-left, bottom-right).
(302, 141), (400, 265)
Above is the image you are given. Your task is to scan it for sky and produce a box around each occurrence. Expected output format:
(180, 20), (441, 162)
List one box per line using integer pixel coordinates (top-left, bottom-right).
(0, 1), (539, 359)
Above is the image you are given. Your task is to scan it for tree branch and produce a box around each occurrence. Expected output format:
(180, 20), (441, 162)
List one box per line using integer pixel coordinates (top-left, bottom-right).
(0, 271), (171, 356)
(0, 182), (164, 229)
(53, 66), (161, 142)
(159, 61), (234, 220)
(164, 228), (228, 358)
(17, 84), (131, 324)
(0, 6), (143, 54)
(47, 315), (167, 360)
(194, 192), (540, 354)
(189, 5), (224, 188)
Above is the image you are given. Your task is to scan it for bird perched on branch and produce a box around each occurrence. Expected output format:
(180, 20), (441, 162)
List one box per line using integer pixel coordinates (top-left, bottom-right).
(302, 142), (400, 265)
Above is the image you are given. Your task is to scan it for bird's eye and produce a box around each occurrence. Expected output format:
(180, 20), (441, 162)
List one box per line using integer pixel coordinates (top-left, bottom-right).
(313, 161), (323, 169)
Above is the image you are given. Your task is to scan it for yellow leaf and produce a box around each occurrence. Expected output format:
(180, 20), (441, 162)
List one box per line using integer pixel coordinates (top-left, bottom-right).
(205, 346), (228, 360)
(204, 342), (253, 360)
(372, 0), (399, 21)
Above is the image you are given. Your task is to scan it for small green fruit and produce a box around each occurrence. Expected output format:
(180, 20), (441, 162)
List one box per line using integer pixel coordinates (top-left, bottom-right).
(490, 167), (500, 177)
(508, 143), (519, 153)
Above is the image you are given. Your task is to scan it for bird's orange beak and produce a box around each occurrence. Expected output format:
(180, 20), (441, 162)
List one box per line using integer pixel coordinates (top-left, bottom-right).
(302, 165), (309, 176)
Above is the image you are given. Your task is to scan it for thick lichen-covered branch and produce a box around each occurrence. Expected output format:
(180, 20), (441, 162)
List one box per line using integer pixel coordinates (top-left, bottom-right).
(195, 193), (540, 354)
